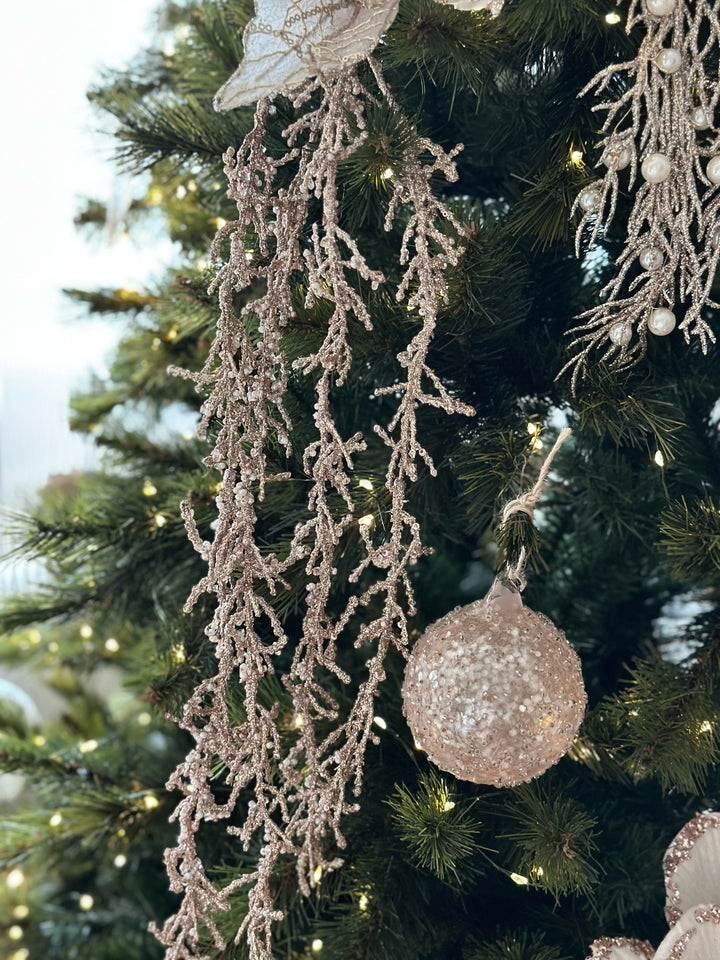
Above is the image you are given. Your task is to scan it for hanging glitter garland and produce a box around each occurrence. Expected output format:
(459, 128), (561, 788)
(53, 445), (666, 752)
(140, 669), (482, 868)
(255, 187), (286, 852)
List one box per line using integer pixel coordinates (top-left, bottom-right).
(150, 2), (476, 957)
(562, 0), (720, 389)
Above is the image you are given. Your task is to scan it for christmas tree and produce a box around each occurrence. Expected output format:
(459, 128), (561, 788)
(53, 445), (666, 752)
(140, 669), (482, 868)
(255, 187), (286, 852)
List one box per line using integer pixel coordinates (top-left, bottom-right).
(4, 1), (720, 958)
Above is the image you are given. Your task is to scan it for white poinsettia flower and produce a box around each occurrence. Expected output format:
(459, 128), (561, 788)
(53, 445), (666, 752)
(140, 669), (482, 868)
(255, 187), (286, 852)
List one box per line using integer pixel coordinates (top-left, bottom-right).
(585, 936), (654, 960)
(214, 0), (399, 110)
(663, 812), (720, 924)
(654, 905), (720, 960)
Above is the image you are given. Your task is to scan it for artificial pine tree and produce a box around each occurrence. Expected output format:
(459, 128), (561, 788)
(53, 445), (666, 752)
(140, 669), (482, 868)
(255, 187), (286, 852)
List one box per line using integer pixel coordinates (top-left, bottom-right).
(3, 1), (720, 959)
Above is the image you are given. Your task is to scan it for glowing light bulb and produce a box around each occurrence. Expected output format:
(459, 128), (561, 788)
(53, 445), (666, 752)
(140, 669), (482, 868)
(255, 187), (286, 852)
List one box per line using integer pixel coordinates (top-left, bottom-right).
(358, 478), (374, 491)
(359, 893), (369, 911)
(313, 865), (323, 884)
(700, 720), (713, 733)
(373, 716), (387, 730)
(148, 187), (163, 205)
(49, 812), (63, 827)
(570, 149), (584, 164)
(654, 450), (665, 467)
(144, 795), (160, 810)
(105, 637), (120, 653)
(527, 422), (538, 435)
(7, 869), (25, 889)
(294, 713), (304, 729)
(12, 905), (29, 920)
(113, 854), (128, 868)
(510, 873), (529, 886)
(33, 734), (46, 747)
(79, 739), (99, 754)
(10, 950), (29, 960)
(381, 167), (394, 180)
(142, 479), (158, 497)
(79, 624), (93, 639)
(172, 644), (186, 663)
(175, 184), (187, 199)
(358, 514), (375, 527)
(312, 939), (324, 952)
(137, 712), (152, 727)
(442, 799), (455, 812)
(154, 513), (167, 528)
(605, 12), (622, 23)
(78, 893), (94, 911)
(8, 925), (23, 940)
(214, 217), (227, 229)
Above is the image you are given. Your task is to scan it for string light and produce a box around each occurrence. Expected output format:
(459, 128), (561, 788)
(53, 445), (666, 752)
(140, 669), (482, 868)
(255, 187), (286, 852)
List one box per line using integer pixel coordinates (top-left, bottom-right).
(311, 939), (324, 952)
(358, 514), (375, 527)
(171, 644), (186, 663)
(142, 479), (158, 497)
(510, 872), (529, 885)
(214, 217), (228, 229)
(137, 712), (152, 727)
(78, 893), (94, 911)
(10, 950), (29, 960)
(293, 713), (304, 729)
(527, 422), (538, 435)
(699, 720), (713, 733)
(372, 715), (387, 730)
(358, 893), (369, 912)
(605, 11), (622, 23)
(357, 478), (374, 490)
(154, 513), (167, 528)
(654, 450), (665, 467)
(79, 624), (93, 639)
(32, 734), (46, 747)
(143, 794), (160, 810)
(105, 637), (120, 653)
(175, 184), (187, 199)
(570, 149), (584, 164)
(12, 905), (29, 920)
(79, 739), (99, 754)
(442, 799), (455, 812)
(313, 865), (323, 884)
(381, 167), (394, 180)
(49, 812), (63, 827)
(113, 854), (127, 868)
(8, 926), (23, 941)
(6, 869), (25, 889)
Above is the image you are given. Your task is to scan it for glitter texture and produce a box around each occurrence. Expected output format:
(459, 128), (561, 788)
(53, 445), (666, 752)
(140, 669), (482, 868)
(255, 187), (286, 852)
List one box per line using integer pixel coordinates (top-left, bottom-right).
(562, 0), (720, 388)
(401, 586), (586, 787)
(214, 0), (400, 109)
(654, 905), (720, 960)
(663, 812), (720, 924)
(152, 49), (472, 960)
(586, 937), (655, 960)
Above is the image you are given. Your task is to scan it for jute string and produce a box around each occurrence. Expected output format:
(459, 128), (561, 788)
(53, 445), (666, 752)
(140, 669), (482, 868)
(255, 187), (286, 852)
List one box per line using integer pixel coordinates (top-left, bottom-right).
(500, 427), (571, 589)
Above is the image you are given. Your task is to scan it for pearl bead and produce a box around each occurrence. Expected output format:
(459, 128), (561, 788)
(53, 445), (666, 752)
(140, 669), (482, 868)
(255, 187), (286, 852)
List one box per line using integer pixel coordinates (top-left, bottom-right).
(707, 156), (720, 184)
(648, 307), (676, 336)
(691, 106), (712, 130)
(710, 223), (720, 246)
(603, 143), (632, 170)
(641, 153), (671, 183)
(645, 0), (676, 14)
(656, 48), (682, 74)
(639, 246), (664, 270)
(578, 187), (602, 213)
(609, 321), (632, 345)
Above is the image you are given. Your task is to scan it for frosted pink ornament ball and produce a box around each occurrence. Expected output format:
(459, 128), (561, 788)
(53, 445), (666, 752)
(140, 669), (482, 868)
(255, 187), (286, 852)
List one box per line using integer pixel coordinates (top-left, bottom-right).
(402, 585), (586, 787)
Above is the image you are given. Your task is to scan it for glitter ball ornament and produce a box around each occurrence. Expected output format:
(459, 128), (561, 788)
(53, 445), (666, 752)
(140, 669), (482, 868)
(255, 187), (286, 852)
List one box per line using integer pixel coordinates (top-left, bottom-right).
(648, 306), (676, 336)
(402, 584), (586, 787)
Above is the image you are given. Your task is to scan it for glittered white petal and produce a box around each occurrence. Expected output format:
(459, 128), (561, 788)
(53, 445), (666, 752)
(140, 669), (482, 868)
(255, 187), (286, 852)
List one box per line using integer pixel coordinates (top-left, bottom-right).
(586, 937), (654, 960)
(654, 905), (720, 960)
(214, 0), (399, 109)
(437, 0), (503, 11)
(664, 812), (720, 924)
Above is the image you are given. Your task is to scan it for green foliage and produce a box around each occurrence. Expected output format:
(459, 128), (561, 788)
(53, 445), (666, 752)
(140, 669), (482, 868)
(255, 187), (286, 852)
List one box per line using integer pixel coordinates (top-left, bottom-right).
(503, 778), (600, 899)
(464, 929), (569, 960)
(388, 770), (483, 882)
(658, 495), (720, 585)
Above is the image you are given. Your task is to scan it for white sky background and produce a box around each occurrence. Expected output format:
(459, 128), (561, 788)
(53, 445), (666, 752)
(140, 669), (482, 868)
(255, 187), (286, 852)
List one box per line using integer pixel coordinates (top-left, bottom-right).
(0, 0), (174, 514)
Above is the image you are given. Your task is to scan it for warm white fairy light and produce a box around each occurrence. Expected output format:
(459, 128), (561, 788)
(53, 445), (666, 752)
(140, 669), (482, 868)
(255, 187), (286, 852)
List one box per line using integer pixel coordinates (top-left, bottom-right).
(358, 893), (369, 911)
(6, 869), (25, 890)
(137, 712), (152, 726)
(357, 478), (374, 490)
(12, 905), (29, 920)
(154, 513), (167, 527)
(104, 637), (120, 653)
(78, 894), (94, 911)
(79, 739), (99, 754)
(372, 715), (387, 730)
(142, 479), (158, 497)
(8, 926), (23, 941)
(358, 514), (375, 527)
(79, 624), (93, 639)
(10, 950), (29, 960)
(49, 812), (63, 827)
(311, 939), (324, 952)
(113, 854), (128, 868)
(510, 873), (530, 885)
(313, 865), (323, 884)
(570, 149), (584, 164)
(605, 11), (621, 23)
(654, 450), (665, 468)
(381, 167), (394, 180)
(143, 794), (160, 810)
(32, 734), (46, 747)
